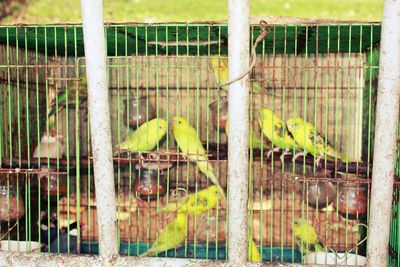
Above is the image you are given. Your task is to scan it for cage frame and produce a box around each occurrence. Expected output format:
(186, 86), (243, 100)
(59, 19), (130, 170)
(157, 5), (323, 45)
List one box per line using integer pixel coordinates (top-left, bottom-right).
(0, 1), (399, 266)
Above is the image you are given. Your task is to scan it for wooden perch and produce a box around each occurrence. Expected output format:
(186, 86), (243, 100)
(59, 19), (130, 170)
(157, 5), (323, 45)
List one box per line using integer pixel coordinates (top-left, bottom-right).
(0, 143), (372, 176)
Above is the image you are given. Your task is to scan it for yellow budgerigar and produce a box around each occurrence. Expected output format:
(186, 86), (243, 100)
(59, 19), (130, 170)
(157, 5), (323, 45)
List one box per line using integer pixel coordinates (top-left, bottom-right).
(114, 118), (168, 155)
(159, 185), (221, 217)
(139, 213), (187, 257)
(292, 218), (325, 255)
(172, 116), (226, 200)
(209, 56), (262, 93)
(286, 117), (346, 167)
(225, 114), (270, 150)
(209, 56), (229, 91)
(258, 108), (298, 161)
(248, 236), (262, 262)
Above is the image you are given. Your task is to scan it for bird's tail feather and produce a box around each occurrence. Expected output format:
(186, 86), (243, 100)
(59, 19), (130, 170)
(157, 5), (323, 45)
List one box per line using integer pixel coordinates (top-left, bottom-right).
(48, 101), (81, 118)
(139, 249), (151, 257)
(47, 105), (59, 118)
(248, 238), (262, 262)
(297, 240), (326, 255)
(251, 82), (262, 94)
(315, 241), (325, 252)
(113, 142), (128, 156)
(197, 161), (226, 201)
(114, 142), (127, 151)
(326, 149), (360, 164)
(250, 134), (270, 150)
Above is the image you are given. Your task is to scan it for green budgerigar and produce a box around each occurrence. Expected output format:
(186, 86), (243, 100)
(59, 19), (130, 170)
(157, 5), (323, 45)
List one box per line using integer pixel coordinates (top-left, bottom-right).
(139, 213), (187, 257)
(258, 107), (298, 161)
(172, 116), (226, 200)
(159, 185), (221, 217)
(286, 117), (347, 167)
(114, 118), (168, 155)
(48, 74), (88, 118)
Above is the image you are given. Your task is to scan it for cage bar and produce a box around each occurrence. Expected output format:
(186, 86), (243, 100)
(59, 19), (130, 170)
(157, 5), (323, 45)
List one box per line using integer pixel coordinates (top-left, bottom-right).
(227, 0), (250, 265)
(367, 0), (400, 266)
(80, 0), (118, 259)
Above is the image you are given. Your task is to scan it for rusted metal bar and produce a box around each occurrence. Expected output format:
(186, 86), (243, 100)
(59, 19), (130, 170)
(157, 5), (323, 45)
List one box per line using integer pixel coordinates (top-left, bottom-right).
(80, 0), (118, 260)
(0, 150), (372, 175)
(366, 0), (400, 266)
(227, 0), (250, 264)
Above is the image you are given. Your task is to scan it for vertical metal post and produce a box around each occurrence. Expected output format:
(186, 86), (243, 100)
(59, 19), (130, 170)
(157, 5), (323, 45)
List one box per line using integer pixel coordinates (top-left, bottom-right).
(227, 0), (250, 264)
(367, 1), (400, 266)
(81, 0), (119, 259)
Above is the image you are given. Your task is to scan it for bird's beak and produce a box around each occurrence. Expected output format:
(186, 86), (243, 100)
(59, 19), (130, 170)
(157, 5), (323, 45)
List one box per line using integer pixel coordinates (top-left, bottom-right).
(80, 223), (87, 231)
(49, 129), (56, 137)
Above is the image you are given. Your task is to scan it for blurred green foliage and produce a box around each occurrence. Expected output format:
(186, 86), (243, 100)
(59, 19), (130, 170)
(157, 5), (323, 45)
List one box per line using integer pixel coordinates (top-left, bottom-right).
(2, 0), (382, 24)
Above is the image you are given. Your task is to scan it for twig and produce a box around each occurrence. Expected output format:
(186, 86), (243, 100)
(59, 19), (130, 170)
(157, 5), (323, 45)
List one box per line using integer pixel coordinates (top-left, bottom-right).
(0, 222), (18, 240)
(219, 20), (271, 88)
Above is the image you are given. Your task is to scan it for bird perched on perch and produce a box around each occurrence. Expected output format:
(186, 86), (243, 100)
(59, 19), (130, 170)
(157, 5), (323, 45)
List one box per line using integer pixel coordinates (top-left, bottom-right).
(139, 213), (187, 257)
(49, 221), (87, 253)
(292, 218), (325, 255)
(258, 108), (298, 161)
(33, 128), (65, 159)
(209, 56), (262, 93)
(225, 114), (270, 151)
(286, 117), (347, 167)
(172, 116), (226, 200)
(114, 118), (168, 156)
(47, 74), (87, 118)
(159, 185), (221, 217)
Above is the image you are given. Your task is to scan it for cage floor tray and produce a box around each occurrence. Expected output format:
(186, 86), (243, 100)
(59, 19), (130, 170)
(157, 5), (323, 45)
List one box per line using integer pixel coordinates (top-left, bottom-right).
(80, 242), (302, 262)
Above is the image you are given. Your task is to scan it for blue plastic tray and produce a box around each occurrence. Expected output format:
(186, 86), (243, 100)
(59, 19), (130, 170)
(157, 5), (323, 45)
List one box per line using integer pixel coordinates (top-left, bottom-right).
(81, 242), (302, 263)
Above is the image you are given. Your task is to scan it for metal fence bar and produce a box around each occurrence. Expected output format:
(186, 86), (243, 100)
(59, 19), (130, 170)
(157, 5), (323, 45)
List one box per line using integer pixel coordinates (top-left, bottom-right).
(80, 0), (118, 259)
(366, 0), (400, 266)
(227, 0), (250, 264)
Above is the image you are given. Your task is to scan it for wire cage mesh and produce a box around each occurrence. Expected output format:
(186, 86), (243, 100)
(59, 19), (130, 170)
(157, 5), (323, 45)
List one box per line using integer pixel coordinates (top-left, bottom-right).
(0, 21), (397, 265)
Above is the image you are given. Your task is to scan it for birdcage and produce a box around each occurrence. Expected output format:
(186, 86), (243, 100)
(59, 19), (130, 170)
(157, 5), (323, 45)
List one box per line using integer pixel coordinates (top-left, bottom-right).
(0, 20), (398, 265)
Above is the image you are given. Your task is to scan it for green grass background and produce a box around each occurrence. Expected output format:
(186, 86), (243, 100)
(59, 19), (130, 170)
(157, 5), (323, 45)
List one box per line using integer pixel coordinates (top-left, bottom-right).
(6, 0), (382, 24)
